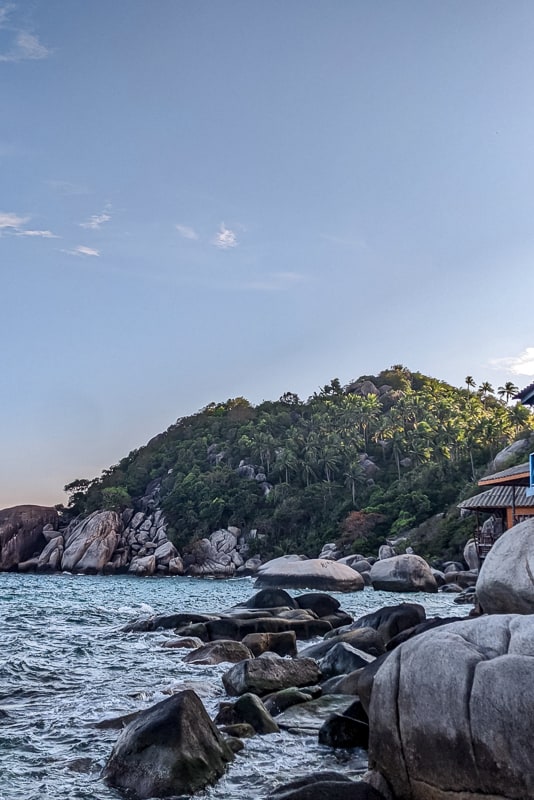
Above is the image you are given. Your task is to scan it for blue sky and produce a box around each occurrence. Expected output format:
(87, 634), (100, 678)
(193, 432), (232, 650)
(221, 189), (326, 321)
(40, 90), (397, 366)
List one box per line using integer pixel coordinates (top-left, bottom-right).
(2, 0), (534, 508)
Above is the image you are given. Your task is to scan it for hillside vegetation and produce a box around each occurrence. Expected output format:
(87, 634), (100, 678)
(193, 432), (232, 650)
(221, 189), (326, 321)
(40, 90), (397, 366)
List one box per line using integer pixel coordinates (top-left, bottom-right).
(64, 366), (534, 562)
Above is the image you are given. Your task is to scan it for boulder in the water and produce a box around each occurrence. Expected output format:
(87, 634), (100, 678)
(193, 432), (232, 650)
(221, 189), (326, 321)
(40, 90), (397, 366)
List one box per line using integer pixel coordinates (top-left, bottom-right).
(102, 690), (234, 798)
(369, 555), (437, 593)
(256, 558), (364, 592)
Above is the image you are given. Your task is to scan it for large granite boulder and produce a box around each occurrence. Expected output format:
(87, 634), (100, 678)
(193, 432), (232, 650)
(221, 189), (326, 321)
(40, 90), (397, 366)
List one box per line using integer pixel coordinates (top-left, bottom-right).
(476, 518), (534, 614)
(184, 537), (236, 577)
(369, 555), (437, 593)
(256, 558), (364, 592)
(367, 615), (534, 800)
(222, 655), (321, 696)
(103, 690), (234, 798)
(0, 505), (58, 570)
(61, 511), (121, 573)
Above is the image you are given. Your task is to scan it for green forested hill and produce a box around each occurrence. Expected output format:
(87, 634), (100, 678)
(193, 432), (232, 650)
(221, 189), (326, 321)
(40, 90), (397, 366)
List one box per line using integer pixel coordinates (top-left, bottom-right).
(64, 366), (534, 562)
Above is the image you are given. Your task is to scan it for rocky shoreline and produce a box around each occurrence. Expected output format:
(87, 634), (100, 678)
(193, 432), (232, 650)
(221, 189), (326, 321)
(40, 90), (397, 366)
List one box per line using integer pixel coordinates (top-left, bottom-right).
(0, 496), (480, 599)
(98, 513), (534, 800)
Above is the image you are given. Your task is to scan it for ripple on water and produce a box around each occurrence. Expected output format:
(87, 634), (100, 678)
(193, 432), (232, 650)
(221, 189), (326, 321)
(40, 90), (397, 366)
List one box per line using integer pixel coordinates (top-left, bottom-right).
(0, 572), (470, 800)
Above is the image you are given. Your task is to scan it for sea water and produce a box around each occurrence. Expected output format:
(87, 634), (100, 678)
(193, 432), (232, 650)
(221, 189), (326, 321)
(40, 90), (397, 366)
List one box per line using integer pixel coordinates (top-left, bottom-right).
(0, 573), (469, 800)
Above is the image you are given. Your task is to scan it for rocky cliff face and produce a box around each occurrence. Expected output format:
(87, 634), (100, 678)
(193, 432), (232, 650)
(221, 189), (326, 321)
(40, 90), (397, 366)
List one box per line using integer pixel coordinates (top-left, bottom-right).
(0, 505), (58, 570)
(1, 478), (261, 578)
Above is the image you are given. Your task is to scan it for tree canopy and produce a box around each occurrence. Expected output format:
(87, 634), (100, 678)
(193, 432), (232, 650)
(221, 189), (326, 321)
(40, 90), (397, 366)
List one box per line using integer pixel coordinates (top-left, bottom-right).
(64, 366), (534, 561)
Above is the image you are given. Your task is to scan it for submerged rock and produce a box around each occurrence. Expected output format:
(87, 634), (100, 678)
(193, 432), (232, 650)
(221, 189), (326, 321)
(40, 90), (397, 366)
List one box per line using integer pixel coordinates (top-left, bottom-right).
(102, 690), (234, 799)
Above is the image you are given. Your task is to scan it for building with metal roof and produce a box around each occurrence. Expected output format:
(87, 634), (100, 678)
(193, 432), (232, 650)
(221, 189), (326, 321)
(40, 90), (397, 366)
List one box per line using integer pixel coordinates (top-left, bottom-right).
(514, 380), (534, 406)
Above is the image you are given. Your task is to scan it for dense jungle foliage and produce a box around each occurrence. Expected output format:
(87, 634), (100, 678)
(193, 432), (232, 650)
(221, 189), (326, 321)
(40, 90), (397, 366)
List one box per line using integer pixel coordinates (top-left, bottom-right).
(64, 366), (534, 562)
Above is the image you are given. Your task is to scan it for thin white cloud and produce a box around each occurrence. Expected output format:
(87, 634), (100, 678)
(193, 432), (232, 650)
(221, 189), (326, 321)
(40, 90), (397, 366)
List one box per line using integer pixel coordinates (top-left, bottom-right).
(243, 272), (306, 291)
(0, 211), (29, 229)
(213, 223), (238, 250)
(16, 229), (59, 238)
(0, 210), (59, 238)
(80, 210), (111, 230)
(62, 245), (100, 257)
(0, 30), (51, 63)
(175, 224), (199, 240)
(490, 347), (534, 377)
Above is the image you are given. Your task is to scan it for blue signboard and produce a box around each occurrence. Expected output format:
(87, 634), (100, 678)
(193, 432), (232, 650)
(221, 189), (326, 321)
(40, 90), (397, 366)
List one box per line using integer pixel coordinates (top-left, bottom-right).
(527, 453), (534, 497)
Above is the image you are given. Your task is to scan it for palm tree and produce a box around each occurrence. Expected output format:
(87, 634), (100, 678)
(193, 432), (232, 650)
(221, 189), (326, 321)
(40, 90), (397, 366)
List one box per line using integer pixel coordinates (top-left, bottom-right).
(344, 461), (366, 505)
(478, 381), (494, 407)
(497, 381), (519, 404)
(465, 376), (476, 394)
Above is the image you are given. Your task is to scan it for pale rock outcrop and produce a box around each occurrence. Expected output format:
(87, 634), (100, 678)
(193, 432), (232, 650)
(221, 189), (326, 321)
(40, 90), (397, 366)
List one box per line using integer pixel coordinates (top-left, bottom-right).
(255, 558), (364, 592)
(153, 540), (178, 564)
(168, 556), (185, 575)
(61, 511), (121, 573)
(38, 535), (64, 571)
(368, 615), (534, 800)
(463, 538), (479, 571)
(370, 555), (437, 593)
(378, 544), (396, 560)
(0, 505), (58, 570)
(128, 555), (156, 576)
(476, 518), (534, 614)
(489, 437), (531, 472)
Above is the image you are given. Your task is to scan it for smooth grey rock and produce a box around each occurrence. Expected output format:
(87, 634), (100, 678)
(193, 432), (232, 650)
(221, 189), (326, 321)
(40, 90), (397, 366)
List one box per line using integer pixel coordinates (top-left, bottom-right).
(476, 518), (534, 614)
(378, 544), (396, 560)
(463, 538), (480, 571)
(318, 642), (375, 678)
(183, 640), (253, 665)
(256, 558), (364, 592)
(222, 657), (321, 696)
(370, 555), (437, 593)
(368, 615), (534, 800)
(61, 511), (121, 573)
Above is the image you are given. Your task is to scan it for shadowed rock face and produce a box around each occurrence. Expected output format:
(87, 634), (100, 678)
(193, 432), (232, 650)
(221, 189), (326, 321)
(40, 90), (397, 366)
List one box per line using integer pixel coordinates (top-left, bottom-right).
(0, 505), (58, 570)
(476, 518), (534, 614)
(103, 690), (234, 799)
(368, 615), (534, 800)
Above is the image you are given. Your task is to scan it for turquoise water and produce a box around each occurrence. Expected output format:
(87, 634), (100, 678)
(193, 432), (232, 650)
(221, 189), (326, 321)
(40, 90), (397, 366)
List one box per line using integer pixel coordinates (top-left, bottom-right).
(0, 573), (467, 800)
